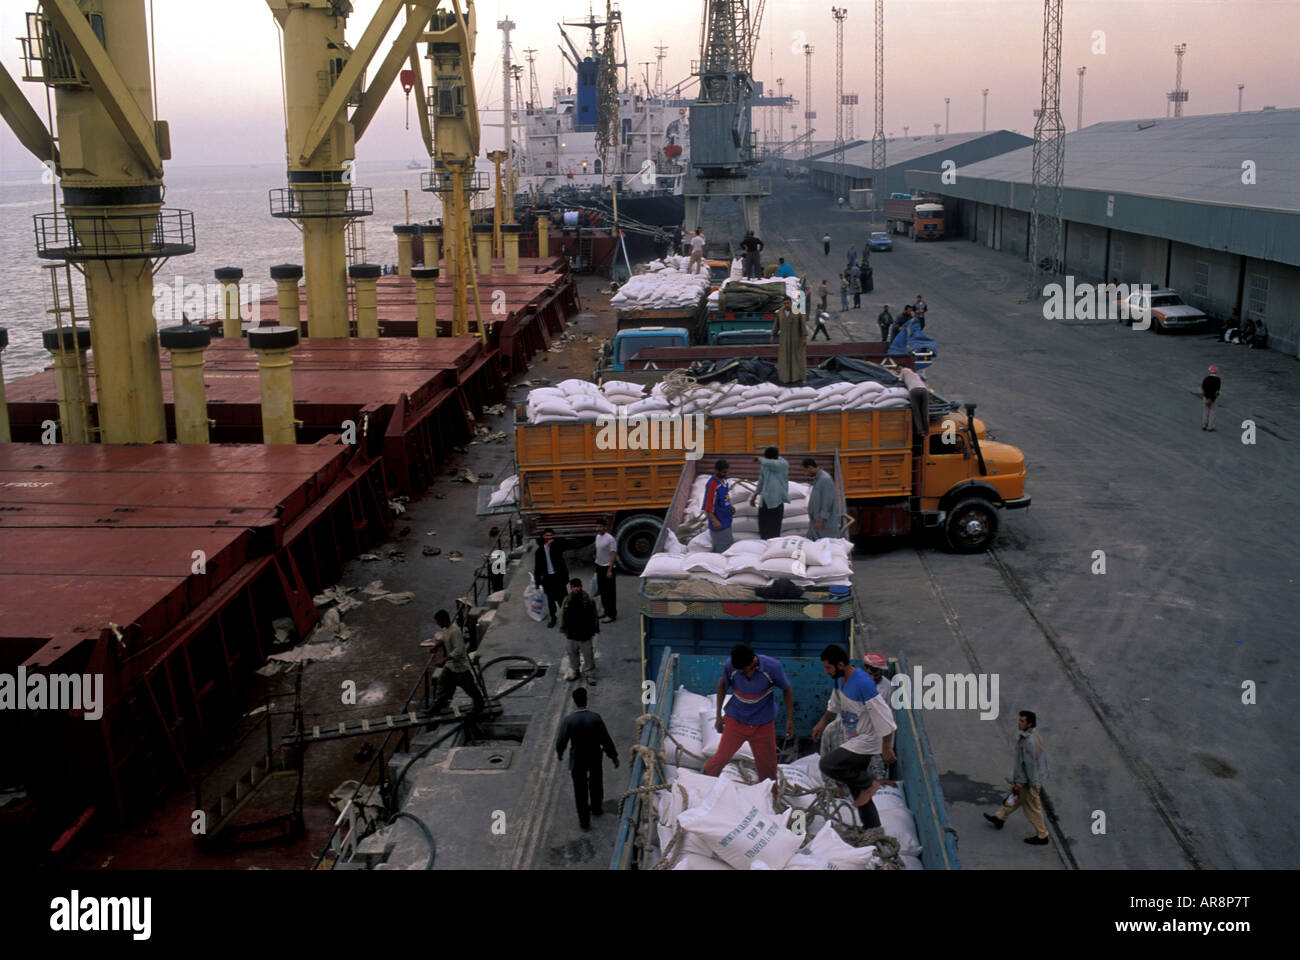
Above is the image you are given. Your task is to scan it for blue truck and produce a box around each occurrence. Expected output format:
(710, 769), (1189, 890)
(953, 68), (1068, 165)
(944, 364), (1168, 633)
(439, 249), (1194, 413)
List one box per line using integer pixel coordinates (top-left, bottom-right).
(611, 650), (961, 870)
(611, 454), (959, 869)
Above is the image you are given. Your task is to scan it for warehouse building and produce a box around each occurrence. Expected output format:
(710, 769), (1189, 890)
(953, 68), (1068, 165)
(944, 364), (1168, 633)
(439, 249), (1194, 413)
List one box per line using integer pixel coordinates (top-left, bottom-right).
(798, 131), (1033, 200)
(905, 109), (1300, 356)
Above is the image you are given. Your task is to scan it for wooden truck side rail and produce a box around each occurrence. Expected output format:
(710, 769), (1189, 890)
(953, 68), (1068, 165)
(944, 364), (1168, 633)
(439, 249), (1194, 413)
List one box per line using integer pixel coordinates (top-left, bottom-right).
(515, 407), (916, 510)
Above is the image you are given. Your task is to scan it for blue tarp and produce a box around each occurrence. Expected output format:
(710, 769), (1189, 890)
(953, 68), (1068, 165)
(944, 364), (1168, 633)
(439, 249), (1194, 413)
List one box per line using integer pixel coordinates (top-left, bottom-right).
(889, 318), (938, 359)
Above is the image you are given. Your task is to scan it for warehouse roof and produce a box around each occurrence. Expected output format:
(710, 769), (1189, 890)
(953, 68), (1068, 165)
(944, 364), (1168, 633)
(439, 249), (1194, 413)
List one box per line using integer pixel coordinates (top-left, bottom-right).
(905, 109), (1300, 264)
(802, 131), (1025, 175)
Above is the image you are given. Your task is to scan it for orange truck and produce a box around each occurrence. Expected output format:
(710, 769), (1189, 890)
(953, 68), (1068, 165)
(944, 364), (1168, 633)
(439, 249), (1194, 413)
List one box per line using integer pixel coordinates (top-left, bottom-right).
(509, 386), (1028, 570)
(884, 194), (945, 241)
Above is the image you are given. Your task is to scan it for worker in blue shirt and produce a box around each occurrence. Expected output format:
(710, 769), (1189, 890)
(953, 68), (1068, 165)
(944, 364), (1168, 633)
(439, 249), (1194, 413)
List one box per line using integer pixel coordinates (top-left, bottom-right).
(776, 257), (796, 278)
(703, 643), (796, 784)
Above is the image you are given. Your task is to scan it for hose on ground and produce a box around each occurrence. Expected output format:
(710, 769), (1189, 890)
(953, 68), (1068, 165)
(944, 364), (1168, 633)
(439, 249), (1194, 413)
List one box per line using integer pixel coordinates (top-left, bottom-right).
(387, 811), (436, 870)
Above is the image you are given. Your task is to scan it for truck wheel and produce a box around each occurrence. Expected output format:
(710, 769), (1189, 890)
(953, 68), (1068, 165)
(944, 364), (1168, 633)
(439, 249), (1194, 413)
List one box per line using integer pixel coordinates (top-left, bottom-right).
(615, 514), (663, 573)
(944, 499), (999, 553)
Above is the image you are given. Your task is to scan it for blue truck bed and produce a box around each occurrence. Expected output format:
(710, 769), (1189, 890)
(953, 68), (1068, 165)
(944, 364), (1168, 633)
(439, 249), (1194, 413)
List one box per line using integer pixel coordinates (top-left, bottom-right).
(611, 650), (960, 869)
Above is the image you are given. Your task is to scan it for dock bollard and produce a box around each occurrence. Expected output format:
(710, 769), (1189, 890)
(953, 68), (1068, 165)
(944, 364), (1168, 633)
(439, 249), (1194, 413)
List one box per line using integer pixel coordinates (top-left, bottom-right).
(0, 327), (10, 443)
(474, 224), (494, 276)
(42, 326), (94, 444)
(270, 264), (303, 333)
(502, 224), (521, 276)
(411, 266), (440, 338)
(160, 324), (212, 444)
(248, 326), (300, 445)
(349, 263), (382, 338)
(214, 267), (244, 339)
(393, 224), (418, 276)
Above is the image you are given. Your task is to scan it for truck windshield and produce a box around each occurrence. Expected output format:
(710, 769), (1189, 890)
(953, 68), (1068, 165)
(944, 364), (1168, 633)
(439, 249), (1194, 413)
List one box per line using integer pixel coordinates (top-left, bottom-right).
(619, 335), (684, 364)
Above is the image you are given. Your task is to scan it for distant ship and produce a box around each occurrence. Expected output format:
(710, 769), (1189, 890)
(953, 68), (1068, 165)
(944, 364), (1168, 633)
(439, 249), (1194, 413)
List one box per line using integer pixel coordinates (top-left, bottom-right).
(407, 157), (426, 170)
(488, 9), (688, 258)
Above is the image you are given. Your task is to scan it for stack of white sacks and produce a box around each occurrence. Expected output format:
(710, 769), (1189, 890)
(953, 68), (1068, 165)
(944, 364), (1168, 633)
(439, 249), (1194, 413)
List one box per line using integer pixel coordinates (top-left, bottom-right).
(640, 472), (853, 588)
(525, 377), (910, 424)
(651, 686), (924, 870)
(609, 265), (711, 311)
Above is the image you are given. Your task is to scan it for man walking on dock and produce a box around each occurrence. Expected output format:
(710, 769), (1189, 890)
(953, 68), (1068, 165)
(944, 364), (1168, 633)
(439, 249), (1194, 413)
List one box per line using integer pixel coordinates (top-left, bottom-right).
(877, 305), (893, 343)
(593, 518), (618, 622)
(1202, 365), (1221, 431)
(560, 578), (601, 684)
(703, 644), (795, 785)
(429, 610), (486, 715)
(814, 644), (896, 829)
(555, 687), (619, 830)
(984, 710), (1050, 845)
(823, 232), (832, 256)
(533, 529), (570, 628)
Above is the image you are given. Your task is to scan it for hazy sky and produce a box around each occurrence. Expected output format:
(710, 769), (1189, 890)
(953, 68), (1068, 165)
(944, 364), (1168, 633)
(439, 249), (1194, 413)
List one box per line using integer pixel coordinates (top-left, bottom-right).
(0, 0), (1295, 174)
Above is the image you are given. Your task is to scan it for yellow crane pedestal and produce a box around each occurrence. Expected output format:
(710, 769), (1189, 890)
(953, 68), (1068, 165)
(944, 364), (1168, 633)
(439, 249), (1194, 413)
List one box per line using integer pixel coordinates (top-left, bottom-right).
(536, 211), (551, 259)
(42, 326), (94, 445)
(270, 264), (304, 332)
(393, 224), (418, 275)
(411, 266), (440, 338)
(0, 327), (10, 443)
(248, 326), (300, 445)
(214, 267), (244, 338)
(420, 225), (442, 268)
(159, 325), (212, 444)
(349, 263), (382, 338)
(474, 225), (494, 276)
(502, 224), (521, 275)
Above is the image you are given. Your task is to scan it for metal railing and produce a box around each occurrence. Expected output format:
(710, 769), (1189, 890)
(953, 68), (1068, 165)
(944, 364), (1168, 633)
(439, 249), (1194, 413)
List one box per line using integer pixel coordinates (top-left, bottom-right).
(34, 209), (196, 261)
(20, 12), (89, 86)
(269, 186), (374, 220)
(420, 170), (490, 195)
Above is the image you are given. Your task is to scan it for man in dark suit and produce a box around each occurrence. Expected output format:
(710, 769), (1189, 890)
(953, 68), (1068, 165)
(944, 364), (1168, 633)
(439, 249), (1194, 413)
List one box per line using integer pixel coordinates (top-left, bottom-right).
(533, 528), (570, 627)
(555, 687), (620, 830)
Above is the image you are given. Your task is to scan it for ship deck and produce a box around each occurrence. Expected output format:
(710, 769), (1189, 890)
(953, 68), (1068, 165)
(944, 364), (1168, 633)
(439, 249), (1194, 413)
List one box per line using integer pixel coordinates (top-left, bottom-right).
(0, 442), (390, 857)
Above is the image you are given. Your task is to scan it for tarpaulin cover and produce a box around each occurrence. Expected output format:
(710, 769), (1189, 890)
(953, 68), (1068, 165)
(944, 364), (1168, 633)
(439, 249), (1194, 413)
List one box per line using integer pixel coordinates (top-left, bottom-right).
(889, 318), (939, 358)
(718, 282), (786, 314)
(680, 355), (903, 389)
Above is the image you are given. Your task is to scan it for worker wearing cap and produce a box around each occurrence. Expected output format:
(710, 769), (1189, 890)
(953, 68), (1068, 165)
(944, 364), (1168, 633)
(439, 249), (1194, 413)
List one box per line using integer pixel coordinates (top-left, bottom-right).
(862, 653), (893, 706)
(1201, 365), (1221, 431)
(704, 643), (795, 785)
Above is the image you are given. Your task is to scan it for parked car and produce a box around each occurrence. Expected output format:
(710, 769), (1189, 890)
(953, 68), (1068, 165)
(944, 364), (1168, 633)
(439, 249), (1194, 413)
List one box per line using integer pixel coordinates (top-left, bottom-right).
(869, 231), (893, 252)
(1123, 288), (1209, 333)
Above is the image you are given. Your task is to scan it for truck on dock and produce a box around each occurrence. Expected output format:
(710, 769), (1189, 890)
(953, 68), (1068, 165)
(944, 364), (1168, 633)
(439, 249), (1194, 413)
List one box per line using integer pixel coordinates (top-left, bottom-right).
(511, 379), (1029, 570)
(637, 455), (855, 677)
(611, 648), (961, 870)
(884, 194), (945, 240)
(593, 339), (914, 386)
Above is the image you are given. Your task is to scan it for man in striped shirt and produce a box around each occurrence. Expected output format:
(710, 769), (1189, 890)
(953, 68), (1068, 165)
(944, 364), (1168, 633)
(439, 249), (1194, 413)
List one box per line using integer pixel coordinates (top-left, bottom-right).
(814, 644), (897, 829)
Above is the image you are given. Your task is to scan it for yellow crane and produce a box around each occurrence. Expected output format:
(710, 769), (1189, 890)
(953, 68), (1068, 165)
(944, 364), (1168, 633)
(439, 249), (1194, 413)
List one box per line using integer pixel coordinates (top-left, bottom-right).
(424, 1), (487, 342)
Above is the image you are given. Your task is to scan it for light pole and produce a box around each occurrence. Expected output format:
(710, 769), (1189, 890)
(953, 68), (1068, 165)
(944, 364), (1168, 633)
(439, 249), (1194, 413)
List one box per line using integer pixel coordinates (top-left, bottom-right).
(982, 88), (989, 131)
(1237, 83), (1245, 112)
(944, 97), (950, 134)
(1077, 66), (1086, 130)
(933, 122), (941, 135)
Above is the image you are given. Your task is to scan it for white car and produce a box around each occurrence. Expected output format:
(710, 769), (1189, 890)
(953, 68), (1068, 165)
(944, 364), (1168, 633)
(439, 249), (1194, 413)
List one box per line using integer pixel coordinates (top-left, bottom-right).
(1123, 288), (1208, 333)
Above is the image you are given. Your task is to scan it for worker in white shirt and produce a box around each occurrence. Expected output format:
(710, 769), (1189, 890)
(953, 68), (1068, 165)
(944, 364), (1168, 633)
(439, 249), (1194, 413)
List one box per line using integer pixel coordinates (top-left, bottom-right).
(593, 517), (618, 622)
